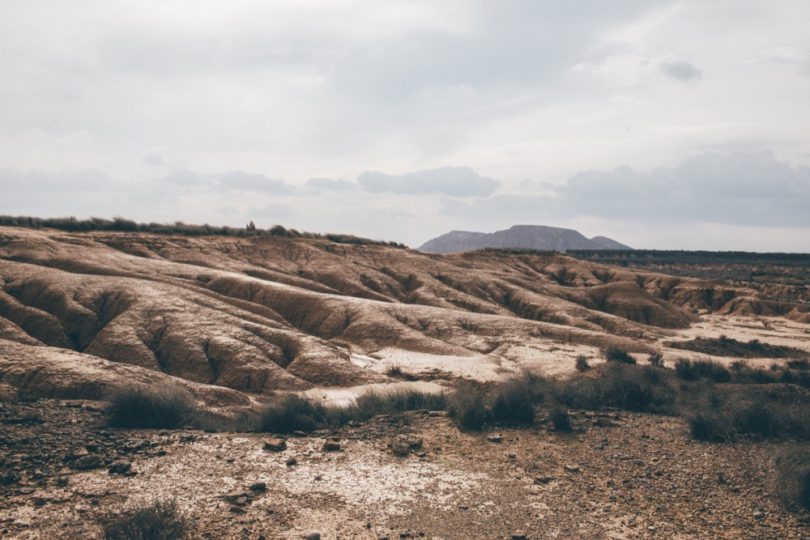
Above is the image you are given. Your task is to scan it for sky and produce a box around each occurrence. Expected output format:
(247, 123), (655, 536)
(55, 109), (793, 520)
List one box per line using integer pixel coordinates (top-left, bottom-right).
(1, 0), (809, 251)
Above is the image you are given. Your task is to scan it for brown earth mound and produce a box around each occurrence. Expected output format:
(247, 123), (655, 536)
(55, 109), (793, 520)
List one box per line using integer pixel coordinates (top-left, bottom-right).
(0, 227), (803, 400)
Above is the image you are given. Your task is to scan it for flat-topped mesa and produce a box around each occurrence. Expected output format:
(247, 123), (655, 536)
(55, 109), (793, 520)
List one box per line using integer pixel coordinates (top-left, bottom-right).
(419, 224), (631, 253)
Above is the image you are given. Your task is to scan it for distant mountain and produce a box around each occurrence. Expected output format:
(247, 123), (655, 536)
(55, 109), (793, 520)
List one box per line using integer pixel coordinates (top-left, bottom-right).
(419, 225), (631, 253)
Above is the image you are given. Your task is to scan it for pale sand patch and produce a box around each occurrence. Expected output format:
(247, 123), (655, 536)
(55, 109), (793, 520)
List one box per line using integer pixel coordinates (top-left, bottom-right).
(656, 314), (810, 367)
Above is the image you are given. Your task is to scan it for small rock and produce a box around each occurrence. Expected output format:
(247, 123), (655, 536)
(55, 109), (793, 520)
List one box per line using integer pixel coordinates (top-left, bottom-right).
(511, 534), (528, 540)
(108, 460), (132, 475)
(753, 510), (765, 520)
(487, 434), (503, 443)
(322, 440), (341, 452)
(304, 533), (321, 540)
(249, 482), (267, 493)
(71, 455), (103, 471)
(229, 505), (246, 514)
(564, 464), (580, 473)
(534, 476), (554, 485)
(392, 441), (410, 458)
(406, 437), (423, 450)
(263, 438), (287, 452)
(286, 457), (298, 467)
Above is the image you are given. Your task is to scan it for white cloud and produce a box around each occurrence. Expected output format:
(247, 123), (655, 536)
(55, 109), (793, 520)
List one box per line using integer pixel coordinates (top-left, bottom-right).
(358, 166), (499, 196)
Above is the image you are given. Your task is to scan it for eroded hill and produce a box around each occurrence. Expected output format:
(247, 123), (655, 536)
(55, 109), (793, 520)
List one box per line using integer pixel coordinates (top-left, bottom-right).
(1, 227), (808, 406)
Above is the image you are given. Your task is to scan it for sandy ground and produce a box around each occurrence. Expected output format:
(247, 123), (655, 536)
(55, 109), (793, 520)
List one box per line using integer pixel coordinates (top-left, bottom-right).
(1, 402), (807, 540)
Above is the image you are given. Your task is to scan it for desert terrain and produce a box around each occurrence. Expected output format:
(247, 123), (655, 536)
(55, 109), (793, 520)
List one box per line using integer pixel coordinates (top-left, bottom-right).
(1, 226), (809, 539)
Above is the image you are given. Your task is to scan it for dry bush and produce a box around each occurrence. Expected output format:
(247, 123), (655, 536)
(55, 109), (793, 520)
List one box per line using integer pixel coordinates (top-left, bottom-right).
(556, 363), (675, 413)
(603, 346), (636, 365)
(773, 447), (810, 511)
(447, 381), (489, 431)
(100, 499), (188, 540)
(675, 358), (731, 383)
(648, 350), (665, 368)
(107, 387), (195, 429)
(574, 355), (591, 372)
(259, 389), (448, 433)
(550, 408), (572, 432)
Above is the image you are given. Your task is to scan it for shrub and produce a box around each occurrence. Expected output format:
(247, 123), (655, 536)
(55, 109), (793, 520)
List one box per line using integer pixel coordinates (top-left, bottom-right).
(489, 375), (541, 426)
(447, 382), (488, 431)
(550, 408), (572, 432)
(674, 359), (731, 383)
(787, 359), (810, 371)
(351, 389), (447, 420)
(101, 499), (188, 540)
(557, 364), (675, 413)
(259, 390), (448, 433)
(107, 387), (194, 429)
(648, 350), (665, 368)
(603, 346), (636, 364)
(774, 447), (810, 511)
(687, 393), (810, 442)
(259, 394), (328, 433)
(575, 355), (591, 372)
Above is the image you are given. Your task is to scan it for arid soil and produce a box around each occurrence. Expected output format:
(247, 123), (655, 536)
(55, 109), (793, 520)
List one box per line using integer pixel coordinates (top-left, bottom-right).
(1, 227), (809, 539)
(1, 398), (807, 539)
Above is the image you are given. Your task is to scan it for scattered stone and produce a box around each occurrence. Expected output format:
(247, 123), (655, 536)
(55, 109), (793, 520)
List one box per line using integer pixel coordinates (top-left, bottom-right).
(564, 464), (581, 473)
(263, 438), (287, 452)
(406, 437), (423, 450)
(107, 460), (132, 475)
(229, 505), (246, 514)
(304, 533), (321, 540)
(392, 441), (411, 458)
(534, 476), (554, 485)
(487, 434), (503, 443)
(71, 455), (102, 470)
(249, 482), (267, 493)
(753, 510), (765, 520)
(511, 534), (528, 540)
(322, 440), (341, 452)
(286, 457), (298, 467)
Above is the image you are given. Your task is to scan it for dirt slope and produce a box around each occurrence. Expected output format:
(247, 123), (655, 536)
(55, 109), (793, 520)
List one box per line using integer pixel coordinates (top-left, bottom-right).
(0, 227), (805, 402)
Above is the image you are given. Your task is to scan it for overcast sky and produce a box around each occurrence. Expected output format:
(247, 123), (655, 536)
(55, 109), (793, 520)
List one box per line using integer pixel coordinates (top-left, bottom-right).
(2, 0), (809, 250)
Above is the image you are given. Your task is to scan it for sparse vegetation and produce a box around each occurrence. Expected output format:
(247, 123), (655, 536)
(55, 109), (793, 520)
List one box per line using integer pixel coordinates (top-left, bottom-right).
(258, 389), (448, 434)
(447, 381), (489, 431)
(550, 408), (572, 432)
(100, 499), (188, 540)
(557, 363), (675, 413)
(668, 335), (807, 359)
(575, 355), (591, 372)
(603, 346), (636, 364)
(107, 387), (195, 429)
(648, 350), (665, 368)
(774, 447), (810, 511)
(0, 215), (406, 248)
(675, 358), (731, 383)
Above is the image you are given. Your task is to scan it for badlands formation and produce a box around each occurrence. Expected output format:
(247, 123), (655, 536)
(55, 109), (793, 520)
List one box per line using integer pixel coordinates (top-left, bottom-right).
(0, 226), (809, 539)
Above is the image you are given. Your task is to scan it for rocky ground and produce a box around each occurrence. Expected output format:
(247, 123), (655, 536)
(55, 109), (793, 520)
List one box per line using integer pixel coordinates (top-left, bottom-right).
(1, 397), (807, 539)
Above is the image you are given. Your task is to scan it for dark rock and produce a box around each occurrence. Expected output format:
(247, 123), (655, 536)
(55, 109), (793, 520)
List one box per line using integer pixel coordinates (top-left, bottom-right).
(487, 434), (502, 443)
(322, 440), (341, 452)
(107, 460), (132, 475)
(71, 455), (102, 470)
(304, 534), (321, 540)
(249, 482), (267, 493)
(286, 457), (298, 467)
(263, 438), (287, 452)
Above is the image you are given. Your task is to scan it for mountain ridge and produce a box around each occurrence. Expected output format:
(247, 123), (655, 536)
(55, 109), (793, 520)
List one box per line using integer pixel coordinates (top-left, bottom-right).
(419, 224), (632, 253)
